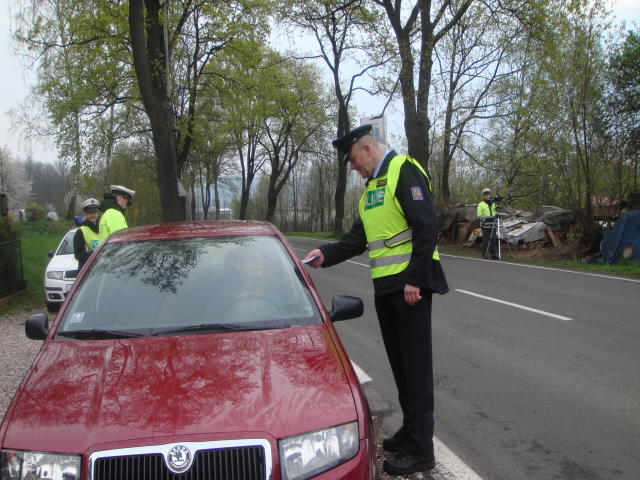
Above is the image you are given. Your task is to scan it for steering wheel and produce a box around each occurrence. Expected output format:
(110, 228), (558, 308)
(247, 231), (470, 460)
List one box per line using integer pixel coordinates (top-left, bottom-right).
(221, 292), (279, 321)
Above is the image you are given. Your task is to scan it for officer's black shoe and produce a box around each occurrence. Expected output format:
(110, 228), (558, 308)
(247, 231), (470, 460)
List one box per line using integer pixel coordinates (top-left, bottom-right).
(382, 430), (406, 452)
(382, 450), (436, 475)
(491, 255), (499, 260)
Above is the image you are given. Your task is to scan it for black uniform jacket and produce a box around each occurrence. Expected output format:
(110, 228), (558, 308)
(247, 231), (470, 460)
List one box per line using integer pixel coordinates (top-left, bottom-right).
(73, 218), (100, 268)
(98, 194), (125, 215)
(319, 151), (449, 297)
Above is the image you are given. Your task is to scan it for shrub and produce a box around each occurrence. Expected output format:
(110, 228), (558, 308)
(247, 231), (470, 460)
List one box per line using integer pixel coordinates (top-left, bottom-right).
(25, 203), (46, 221)
(0, 214), (13, 231)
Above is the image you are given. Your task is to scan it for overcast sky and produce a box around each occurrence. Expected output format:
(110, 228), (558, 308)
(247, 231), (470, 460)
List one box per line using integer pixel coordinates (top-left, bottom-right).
(1, 0), (639, 165)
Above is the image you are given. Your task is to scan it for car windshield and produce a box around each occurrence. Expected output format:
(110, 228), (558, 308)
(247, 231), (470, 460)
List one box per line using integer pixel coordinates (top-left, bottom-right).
(56, 235), (322, 337)
(56, 230), (76, 255)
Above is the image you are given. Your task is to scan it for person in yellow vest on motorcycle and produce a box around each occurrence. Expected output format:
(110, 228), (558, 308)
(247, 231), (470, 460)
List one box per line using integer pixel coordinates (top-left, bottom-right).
(74, 198), (100, 271)
(304, 124), (448, 476)
(99, 185), (135, 242)
(477, 188), (499, 259)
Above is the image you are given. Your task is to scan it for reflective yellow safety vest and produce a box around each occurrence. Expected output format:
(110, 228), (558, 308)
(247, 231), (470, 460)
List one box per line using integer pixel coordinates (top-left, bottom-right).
(476, 201), (497, 228)
(358, 155), (440, 279)
(79, 226), (100, 251)
(99, 208), (128, 242)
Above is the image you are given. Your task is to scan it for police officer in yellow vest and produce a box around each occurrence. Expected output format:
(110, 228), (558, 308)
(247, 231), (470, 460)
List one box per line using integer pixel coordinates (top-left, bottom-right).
(99, 185), (135, 242)
(477, 188), (499, 259)
(304, 125), (448, 476)
(74, 198), (100, 271)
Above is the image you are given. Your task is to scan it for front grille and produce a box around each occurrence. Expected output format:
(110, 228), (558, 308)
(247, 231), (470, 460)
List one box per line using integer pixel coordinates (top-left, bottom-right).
(93, 446), (266, 480)
(65, 270), (79, 279)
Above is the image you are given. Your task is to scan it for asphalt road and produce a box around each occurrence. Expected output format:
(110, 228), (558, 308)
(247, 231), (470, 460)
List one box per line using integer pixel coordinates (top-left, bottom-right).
(287, 236), (640, 480)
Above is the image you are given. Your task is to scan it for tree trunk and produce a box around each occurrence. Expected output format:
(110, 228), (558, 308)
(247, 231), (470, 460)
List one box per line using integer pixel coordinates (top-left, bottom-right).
(442, 95), (454, 205)
(265, 172), (280, 222)
(239, 189), (250, 220)
(214, 181), (220, 220)
(190, 184), (197, 220)
(66, 111), (81, 221)
(333, 104), (351, 234)
(129, 0), (182, 222)
(103, 105), (115, 193)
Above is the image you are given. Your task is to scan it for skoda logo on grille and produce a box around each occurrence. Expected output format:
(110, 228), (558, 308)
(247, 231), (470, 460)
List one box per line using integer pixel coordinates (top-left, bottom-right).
(167, 445), (193, 473)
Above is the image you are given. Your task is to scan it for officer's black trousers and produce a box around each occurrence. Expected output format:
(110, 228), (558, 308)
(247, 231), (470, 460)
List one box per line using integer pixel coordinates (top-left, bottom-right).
(481, 226), (497, 258)
(375, 290), (434, 456)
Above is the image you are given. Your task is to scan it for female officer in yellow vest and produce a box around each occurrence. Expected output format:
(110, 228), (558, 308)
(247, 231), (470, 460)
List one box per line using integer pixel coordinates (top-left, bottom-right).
(98, 185), (135, 242)
(74, 198), (100, 271)
(304, 125), (448, 476)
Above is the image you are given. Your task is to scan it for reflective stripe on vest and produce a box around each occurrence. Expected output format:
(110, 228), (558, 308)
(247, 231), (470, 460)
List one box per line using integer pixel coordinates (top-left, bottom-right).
(80, 226), (100, 251)
(368, 228), (413, 251)
(359, 156), (440, 279)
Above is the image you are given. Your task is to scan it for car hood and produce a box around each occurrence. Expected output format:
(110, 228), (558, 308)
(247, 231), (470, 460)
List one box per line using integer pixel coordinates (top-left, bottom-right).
(46, 253), (77, 272)
(2, 325), (357, 453)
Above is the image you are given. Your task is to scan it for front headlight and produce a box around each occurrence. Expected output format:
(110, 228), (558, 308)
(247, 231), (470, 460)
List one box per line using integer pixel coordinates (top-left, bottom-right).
(47, 271), (64, 280)
(279, 422), (359, 480)
(1, 450), (81, 480)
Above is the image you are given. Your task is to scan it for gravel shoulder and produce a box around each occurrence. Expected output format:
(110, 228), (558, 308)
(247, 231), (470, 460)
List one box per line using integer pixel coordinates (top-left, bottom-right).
(0, 309), (47, 423)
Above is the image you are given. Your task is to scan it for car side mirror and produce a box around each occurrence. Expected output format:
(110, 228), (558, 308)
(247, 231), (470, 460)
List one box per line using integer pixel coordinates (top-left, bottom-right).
(48, 251), (55, 258)
(328, 295), (364, 322)
(25, 313), (49, 340)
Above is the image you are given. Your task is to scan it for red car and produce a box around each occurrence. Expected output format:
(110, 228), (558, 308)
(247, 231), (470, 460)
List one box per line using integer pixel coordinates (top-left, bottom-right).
(1, 221), (375, 480)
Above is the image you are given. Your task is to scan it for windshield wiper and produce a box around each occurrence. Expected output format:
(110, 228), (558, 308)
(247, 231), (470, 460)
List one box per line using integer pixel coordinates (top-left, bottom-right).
(153, 322), (290, 336)
(57, 329), (145, 339)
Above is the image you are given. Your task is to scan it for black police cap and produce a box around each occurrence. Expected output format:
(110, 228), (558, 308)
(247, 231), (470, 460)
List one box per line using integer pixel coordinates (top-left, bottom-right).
(332, 124), (373, 163)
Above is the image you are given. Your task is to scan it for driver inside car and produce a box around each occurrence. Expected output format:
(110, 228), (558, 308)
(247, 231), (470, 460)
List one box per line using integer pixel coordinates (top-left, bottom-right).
(221, 245), (282, 321)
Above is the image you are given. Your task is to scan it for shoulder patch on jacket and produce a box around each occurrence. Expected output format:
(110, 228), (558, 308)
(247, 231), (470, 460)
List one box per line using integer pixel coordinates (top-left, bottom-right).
(411, 187), (424, 200)
(376, 179), (387, 188)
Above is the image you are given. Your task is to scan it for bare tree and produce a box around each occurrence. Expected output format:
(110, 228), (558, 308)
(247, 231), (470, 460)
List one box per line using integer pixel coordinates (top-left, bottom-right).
(434, 5), (519, 204)
(372, 0), (474, 173)
(280, 0), (394, 233)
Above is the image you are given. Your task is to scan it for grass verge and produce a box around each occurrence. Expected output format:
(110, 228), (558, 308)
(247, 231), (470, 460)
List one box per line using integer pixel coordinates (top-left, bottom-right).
(0, 220), (75, 316)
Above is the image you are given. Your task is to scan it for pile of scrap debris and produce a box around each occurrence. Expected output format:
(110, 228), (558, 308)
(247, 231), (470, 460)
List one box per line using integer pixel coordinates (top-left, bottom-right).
(438, 205), (576, 249)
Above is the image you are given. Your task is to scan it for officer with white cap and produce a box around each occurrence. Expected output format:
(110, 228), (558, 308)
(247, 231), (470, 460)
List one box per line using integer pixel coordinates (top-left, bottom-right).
(477, 187), (498, 259)
(74, 198), (100, 271)
(98, 185), (135, 242)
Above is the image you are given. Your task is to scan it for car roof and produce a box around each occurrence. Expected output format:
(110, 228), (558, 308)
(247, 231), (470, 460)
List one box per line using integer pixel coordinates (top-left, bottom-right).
(106, 220), (279, 243)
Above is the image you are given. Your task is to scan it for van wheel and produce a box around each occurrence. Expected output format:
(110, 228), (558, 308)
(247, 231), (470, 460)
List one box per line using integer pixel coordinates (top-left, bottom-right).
(46, 301), (60, 313)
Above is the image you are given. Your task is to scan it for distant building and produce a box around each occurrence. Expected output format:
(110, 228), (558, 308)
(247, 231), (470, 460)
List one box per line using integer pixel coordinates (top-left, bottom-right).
(360, 115), (387, 147)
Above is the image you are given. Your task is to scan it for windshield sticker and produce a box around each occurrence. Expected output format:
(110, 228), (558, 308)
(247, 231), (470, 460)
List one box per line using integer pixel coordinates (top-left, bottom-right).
(70, 312), (85, 324)
(411, 187), (423, 200)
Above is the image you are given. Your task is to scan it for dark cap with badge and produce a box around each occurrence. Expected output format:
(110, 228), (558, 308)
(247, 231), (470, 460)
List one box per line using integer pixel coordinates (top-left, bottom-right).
(332, 124), (373, 163)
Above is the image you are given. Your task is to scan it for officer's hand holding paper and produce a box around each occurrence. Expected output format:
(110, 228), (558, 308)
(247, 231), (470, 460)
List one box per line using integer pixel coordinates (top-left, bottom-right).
(303, 250), (324, 268)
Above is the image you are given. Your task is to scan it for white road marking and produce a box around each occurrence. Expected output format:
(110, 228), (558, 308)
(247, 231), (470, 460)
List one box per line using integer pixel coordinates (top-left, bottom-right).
(294, 244), (639, 283)
(455, 289), (573, 321)
(294, 247), (369, 267)
(351, 360), (484, 479)
(441, 253), (640, 283)
(351, 361), (372, 384)
(345, 259), (369, 267)
(433, 436), (484, 480)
